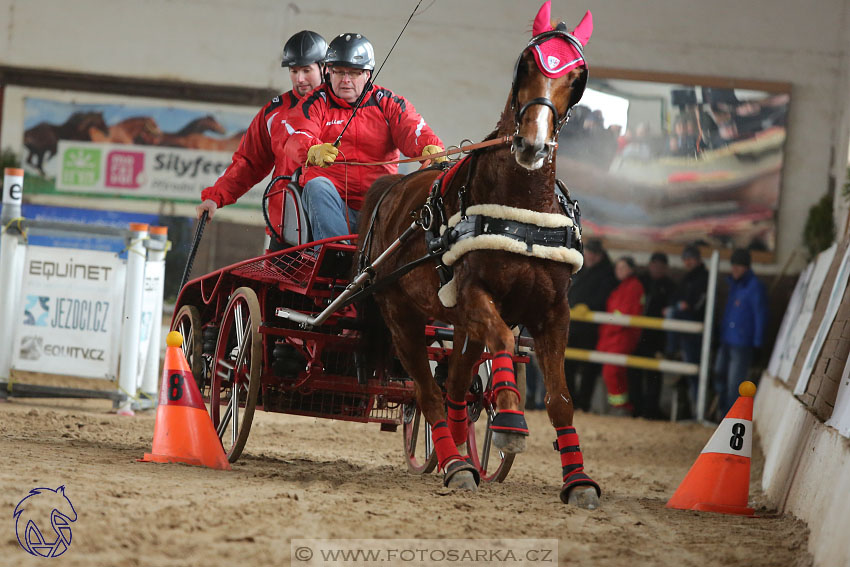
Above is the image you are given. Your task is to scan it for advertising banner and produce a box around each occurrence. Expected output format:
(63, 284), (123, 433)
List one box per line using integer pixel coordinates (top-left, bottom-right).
(20, 96), (266, 205)
(136, 259), (165, 388)
(11, 246), (126, 380)
(795, 243), (850, 395)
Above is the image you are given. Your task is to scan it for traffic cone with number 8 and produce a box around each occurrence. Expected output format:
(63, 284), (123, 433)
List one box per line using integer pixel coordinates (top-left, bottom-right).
(140, 331), (230, 470)
(666, 381), (757, 515)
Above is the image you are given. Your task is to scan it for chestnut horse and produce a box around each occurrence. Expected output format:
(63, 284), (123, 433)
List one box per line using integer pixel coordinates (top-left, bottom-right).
(157, 115), (226, 147)
(357, 6), (599, 507)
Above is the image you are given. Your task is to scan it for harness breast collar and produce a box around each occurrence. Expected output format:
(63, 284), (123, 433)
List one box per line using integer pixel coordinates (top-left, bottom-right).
(422, 155), (584, 307)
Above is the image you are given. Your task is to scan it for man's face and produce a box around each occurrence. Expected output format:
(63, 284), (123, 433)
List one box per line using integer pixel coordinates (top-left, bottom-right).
(329, 66), (370, 103)
(583, 250), (601, 268)
(730, 264), (748, 280)
(289, 64), (322, 97)
(682, 256), (699, 271)
(648, 260), (668, 280)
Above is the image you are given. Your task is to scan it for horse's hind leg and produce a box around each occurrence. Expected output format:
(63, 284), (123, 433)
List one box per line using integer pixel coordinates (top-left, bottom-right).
(460, 286), (528, 454)
(533, 319), (600, 509)
(382, 304), (479, 490)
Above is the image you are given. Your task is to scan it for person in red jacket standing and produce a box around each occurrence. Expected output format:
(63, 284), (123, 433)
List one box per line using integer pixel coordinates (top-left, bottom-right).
(596, 256), (645, 414)
(284, 32), (446, 241)
(196, 30), (327, 250)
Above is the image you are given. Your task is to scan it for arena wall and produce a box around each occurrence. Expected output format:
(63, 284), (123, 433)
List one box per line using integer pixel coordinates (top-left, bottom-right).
(1, 0), (849, 268)
(757, 235), (850, 567)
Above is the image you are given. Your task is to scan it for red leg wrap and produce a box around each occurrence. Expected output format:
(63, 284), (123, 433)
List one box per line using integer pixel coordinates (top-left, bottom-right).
(431, 420), (463, 470)
(446, 396), (468, 445)
(555, 426), (585, 480)
(491, 351), (521, 400)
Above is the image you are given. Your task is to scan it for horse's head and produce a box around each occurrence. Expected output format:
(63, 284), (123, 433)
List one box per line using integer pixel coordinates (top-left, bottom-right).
(511, 2), (593, 170)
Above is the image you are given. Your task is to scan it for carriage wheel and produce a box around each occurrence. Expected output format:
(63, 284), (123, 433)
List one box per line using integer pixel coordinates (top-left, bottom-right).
(402, 402), (438, 474)
(466, 355), (528, 483)
(170, 304), (206, 395)
(209, 287), (262, 463)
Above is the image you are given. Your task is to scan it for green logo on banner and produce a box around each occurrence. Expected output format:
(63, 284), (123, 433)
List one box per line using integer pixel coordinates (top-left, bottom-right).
(61, 148), (101, 186)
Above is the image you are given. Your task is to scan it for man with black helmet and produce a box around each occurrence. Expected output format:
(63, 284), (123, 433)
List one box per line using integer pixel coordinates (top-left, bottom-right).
(284, 32), (446, 241)
(196, 30), (327, 248)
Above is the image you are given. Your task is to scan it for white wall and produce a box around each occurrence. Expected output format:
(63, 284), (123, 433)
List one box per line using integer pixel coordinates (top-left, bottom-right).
(1, 0), (849, 266)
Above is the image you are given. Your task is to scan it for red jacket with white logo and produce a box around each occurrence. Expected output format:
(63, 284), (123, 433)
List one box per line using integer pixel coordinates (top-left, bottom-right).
(284, 83), (443, 210)
(200, 91), (301, 237)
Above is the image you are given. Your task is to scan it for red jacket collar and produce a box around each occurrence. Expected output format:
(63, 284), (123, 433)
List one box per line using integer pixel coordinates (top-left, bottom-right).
(325, 82), (375, 108)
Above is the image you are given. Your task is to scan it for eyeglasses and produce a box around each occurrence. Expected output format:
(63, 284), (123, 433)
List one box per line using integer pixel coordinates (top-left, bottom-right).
(330, 68), (366, 79)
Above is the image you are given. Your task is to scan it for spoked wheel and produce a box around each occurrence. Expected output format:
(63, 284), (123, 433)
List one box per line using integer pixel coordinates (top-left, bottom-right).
(209, 287), (262, 463)
(402, 402), (438, 474)
(170, 304), (206, 395)
(466, 354), (528, 483)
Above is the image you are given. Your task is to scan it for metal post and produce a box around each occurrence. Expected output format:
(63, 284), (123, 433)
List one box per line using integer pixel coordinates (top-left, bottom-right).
(139, 226), (168, 404)
(0, 168), (25, 380)
(116, 222), (149, 415)
(696, 249), (719, 422)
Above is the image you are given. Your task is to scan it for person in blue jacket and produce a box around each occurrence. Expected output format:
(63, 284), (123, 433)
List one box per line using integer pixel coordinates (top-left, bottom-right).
(714, 248), (768, 416)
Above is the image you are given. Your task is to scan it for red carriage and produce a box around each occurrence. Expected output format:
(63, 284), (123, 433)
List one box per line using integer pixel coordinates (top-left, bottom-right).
(170, 176), (529, 483)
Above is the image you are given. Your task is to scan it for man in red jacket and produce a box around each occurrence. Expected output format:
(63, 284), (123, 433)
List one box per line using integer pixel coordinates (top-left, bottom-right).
(284, 32), (446, 241)
(196, 30), (327, 249)
(597, 256), (645, 414)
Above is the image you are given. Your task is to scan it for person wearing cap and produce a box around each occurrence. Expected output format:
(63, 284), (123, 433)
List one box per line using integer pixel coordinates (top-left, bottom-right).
(714, 248), (767, 417)
(665, 243), (709, 415)
(564, 238), (617, 412)
(196, 30), (328, 250)
(596, 256), (645, 414)
(630, 252), (675, 419)
(284, 32), (446, 241)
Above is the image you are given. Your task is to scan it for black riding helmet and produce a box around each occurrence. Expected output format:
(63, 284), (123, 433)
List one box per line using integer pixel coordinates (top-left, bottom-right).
(324, 33), (375, 70)
(281, 30), (327, 68)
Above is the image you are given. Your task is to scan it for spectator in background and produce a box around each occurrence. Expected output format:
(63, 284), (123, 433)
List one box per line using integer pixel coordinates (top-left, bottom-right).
(630, 252), (675, 419)
(597, 256), (645, 415)
(714, 248), (768, 417)
(666, 244), (709, 417)
(565, 238), (617, 412)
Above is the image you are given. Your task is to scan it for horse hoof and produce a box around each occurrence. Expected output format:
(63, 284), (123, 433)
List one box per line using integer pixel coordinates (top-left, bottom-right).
(492, 431), (527, 453)
(446, 470), (479, 491)
(565, 486), (599, 510)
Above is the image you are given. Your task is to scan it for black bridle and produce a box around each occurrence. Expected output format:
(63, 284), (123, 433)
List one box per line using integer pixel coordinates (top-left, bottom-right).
(509, 27), (588, 158)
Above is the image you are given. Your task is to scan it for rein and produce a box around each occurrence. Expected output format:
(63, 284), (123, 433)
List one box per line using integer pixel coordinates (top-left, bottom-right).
(319, 136), (512, 168)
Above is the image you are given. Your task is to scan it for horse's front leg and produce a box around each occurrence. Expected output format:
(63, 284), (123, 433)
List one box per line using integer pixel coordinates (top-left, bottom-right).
(445, 333), (485, 458)
(461, 286), (528, 454)
(533, 310), (601, 509)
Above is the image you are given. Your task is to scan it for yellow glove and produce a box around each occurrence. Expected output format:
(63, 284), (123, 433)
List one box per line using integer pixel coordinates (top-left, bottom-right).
(306, 143), (339, 168)
(421, 144), (448, 163)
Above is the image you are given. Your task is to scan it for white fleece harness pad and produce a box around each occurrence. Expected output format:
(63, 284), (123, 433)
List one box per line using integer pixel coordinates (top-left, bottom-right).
(437, 204), (583, 307)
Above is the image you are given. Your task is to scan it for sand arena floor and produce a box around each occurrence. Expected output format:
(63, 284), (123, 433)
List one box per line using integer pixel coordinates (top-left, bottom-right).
(0, 396), (811, 567)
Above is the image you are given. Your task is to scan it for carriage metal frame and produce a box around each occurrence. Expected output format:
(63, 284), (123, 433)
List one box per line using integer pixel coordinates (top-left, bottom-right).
(171, 176), (531, 482)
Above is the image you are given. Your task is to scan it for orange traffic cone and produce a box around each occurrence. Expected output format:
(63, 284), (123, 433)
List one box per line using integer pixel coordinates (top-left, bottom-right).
(666, 381), (757, 516)
(140, 331), (230, 470)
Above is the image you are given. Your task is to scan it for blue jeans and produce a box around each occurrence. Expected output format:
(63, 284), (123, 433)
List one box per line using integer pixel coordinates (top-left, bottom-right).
(713, 343), (753, 417)
(302, 177), (360, 242)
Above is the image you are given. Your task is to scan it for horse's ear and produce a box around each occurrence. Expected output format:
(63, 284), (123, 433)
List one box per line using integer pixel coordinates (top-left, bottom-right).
(572, 10), (593, 46)
(532, 1), (553, 36)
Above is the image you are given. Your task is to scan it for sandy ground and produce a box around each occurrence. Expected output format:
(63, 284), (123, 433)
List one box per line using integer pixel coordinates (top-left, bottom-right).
(0, 397), (811, 567)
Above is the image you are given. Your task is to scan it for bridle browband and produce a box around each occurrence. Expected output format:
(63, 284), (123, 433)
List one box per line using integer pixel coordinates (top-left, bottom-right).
(510, 27), (588, 159)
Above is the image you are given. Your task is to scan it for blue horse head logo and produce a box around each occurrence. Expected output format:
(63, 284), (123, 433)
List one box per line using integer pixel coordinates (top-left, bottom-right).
(13, 486), (77, 557)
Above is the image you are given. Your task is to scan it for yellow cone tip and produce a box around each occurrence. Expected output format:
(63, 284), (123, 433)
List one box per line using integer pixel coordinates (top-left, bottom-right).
(166, 331), (183, 348)
(739, 380), (757, 397)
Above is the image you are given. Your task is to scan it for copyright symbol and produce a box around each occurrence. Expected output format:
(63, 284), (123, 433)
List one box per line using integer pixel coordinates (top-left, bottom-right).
(295, 546), (313, 561)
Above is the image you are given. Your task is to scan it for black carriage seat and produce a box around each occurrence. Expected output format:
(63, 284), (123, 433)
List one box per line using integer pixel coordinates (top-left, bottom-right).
(280, 173), (312, 247)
